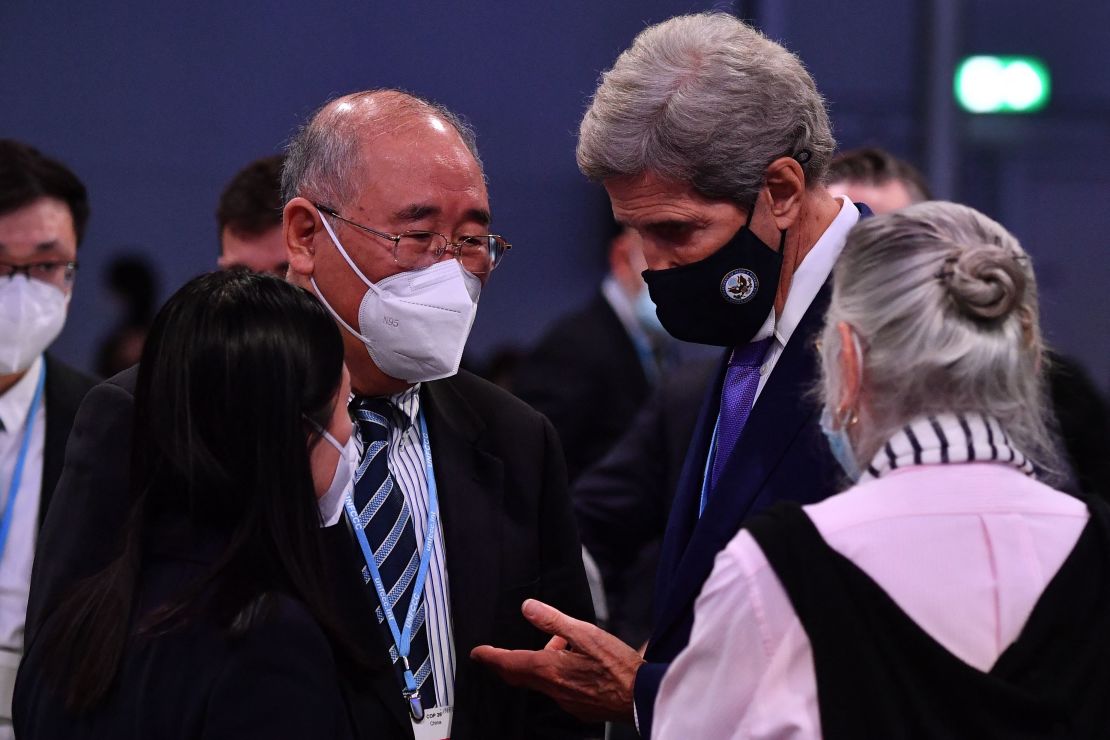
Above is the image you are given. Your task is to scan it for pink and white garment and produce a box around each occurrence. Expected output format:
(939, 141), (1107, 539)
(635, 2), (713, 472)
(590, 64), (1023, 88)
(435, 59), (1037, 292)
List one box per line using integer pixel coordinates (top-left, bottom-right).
(653, 415), (1087, 739)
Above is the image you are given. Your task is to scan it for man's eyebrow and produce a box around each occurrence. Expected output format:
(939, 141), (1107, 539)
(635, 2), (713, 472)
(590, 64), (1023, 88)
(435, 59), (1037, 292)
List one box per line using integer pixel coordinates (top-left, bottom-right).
(393, 204), (492, 229)
(466, 208), (492, 228)
(393, 204), (440, 223)
(641, 219), (696, 231)
(0, 240), (64, 254)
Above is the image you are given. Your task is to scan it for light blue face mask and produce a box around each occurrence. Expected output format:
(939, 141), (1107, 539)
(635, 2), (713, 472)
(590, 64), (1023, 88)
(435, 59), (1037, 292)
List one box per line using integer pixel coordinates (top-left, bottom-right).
(820, 406), (862, 482)
(633, 286), (668, 338)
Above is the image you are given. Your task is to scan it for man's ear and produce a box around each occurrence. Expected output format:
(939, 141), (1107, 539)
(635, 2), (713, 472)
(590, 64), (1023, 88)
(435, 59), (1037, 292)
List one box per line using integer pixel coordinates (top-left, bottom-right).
(284, 197), (322, 279)
(764, 156), (807, 232)
(836, 321), (862, 420)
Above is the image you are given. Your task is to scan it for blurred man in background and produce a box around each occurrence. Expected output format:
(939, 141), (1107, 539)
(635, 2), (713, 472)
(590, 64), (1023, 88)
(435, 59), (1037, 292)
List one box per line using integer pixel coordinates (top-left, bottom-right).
(514, 217), (676, 483)
(216, 154), (287, 276)
(826, 145), (932, 210)
(0, 139), (96, 739)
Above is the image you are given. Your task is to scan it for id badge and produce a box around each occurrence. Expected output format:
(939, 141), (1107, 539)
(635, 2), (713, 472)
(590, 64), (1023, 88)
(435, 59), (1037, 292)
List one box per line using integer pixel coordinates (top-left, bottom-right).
(411, 705), (452, 740)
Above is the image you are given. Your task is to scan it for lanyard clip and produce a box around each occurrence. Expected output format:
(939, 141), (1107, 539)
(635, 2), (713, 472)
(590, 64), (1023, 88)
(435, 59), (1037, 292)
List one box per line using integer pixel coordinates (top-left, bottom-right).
(400, 656), (425, 722)
(403, 687), (425, 722)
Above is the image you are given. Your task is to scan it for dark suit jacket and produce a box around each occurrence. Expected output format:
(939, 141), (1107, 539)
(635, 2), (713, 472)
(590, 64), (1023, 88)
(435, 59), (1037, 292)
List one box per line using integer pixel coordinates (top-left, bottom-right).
(632, 284), (843, 737)
(15, 526), (355, 739)
(513, 292), (651, 483)
(24, 367), (594, 740)
(573, 358), (716, 645)
(40, 354), (97, 526)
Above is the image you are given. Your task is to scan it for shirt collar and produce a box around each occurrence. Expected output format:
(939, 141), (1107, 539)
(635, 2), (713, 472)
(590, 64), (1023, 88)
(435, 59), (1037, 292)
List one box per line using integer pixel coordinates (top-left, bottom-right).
(0, 355), (44, 435)
(601, 275), (646, 344)
(770, 195), (860, 347)
(388, 383), (422, 430)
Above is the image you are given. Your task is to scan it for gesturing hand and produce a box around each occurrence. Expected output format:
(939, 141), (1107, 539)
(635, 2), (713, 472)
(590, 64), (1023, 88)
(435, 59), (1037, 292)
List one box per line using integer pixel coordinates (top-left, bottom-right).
(470, 599), (645, 724)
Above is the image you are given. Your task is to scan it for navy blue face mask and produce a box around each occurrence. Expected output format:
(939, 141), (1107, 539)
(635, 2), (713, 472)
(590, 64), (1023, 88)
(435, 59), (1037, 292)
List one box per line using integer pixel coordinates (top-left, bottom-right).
(641, 200), (784, 347)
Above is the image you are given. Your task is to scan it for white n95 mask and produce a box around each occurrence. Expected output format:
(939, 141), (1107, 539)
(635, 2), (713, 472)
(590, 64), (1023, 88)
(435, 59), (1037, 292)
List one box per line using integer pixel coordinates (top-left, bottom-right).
(0, 276), (69, 375)
(312, 423), (357, 504)
(311, 210), (481, 384)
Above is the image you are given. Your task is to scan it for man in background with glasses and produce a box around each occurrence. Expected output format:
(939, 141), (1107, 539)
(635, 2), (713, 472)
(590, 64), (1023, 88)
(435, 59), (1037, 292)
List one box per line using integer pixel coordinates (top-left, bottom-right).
(0, 139), (96, 739)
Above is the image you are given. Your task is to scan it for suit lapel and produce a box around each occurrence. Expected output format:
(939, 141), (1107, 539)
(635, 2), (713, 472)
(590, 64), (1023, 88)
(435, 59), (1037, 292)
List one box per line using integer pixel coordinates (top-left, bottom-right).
(421, 378), (504, 718)
(40, 356), (83, 528)
(321, 515), (414, 736)
(652, 285), (831, 641)
(652, 350), (726, 617)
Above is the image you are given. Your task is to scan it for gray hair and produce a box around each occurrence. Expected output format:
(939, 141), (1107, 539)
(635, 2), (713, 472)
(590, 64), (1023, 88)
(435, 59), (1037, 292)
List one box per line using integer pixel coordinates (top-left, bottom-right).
(577, 12), (835, 205)
(819, 201), (1062, 477)
(281, 89), (483, 207)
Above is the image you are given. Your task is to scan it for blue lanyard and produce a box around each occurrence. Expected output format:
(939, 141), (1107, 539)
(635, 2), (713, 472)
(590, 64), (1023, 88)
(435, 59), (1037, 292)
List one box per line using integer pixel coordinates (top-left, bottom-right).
(0, 364), (45, 560)
(698, 413), (720, 517)
(343, 410), (438, 722)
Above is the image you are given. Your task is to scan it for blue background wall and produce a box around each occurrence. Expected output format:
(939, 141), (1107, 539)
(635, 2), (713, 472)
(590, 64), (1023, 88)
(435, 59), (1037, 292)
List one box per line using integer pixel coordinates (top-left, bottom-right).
(3, 0), (1107, 391)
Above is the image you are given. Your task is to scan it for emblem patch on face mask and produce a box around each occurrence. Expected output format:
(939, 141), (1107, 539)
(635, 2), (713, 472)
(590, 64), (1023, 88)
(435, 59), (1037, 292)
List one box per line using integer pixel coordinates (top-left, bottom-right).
(720, 268), (758, 304)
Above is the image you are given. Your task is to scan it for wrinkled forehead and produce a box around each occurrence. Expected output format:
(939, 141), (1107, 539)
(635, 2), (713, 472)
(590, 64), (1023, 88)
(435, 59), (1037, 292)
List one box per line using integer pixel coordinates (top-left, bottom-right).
(344, 122), (490, 224)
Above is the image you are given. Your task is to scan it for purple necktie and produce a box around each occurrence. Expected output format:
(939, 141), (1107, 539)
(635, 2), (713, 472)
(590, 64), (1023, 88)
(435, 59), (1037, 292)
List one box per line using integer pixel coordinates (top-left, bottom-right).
(710, 337), (773, 490)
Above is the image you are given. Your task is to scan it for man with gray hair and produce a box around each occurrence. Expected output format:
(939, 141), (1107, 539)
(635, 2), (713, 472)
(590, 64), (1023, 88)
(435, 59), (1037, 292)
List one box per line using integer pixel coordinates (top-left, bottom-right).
(472, 13), (870, 736)
(26, 89), (594, 740)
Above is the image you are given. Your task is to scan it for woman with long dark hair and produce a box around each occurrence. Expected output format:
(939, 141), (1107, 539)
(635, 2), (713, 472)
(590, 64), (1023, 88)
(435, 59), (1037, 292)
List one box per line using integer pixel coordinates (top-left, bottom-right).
(14, 270), (359, 738)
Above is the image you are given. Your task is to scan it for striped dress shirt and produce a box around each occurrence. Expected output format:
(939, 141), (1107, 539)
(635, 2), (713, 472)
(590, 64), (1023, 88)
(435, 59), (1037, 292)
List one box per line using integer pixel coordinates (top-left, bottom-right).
(352, 384), (456, 709)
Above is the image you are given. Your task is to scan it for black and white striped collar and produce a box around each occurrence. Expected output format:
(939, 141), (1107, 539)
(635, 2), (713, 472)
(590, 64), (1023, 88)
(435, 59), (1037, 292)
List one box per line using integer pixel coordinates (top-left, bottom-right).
(861, 413), (1036, 482)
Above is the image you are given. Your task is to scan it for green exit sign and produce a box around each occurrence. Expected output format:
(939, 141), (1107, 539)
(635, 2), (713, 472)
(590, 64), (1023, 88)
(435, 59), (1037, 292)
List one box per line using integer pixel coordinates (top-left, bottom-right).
(955, 56), (1051, 114)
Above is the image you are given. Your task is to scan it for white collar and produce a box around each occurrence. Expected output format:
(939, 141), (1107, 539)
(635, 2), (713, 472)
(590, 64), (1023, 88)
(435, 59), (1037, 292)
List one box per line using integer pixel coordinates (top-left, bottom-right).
(752, 195), (859, 346)
(0, 355), (44, 435)
(388, 383), (422, 430)
(601, 275), (642, 341)
(861, 413), (1036, 481)
(774, 195), (859, 346)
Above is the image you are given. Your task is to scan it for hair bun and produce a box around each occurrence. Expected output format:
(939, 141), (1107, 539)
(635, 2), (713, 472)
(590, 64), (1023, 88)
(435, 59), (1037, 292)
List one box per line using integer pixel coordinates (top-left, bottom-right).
(944, 244), (1026, 321)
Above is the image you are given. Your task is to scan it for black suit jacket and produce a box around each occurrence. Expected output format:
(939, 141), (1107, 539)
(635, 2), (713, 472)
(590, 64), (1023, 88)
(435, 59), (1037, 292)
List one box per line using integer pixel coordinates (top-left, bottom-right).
(16, 526), (355, 739)
(25, 367), (594, 740)
(40, 354), (97, 526)
(513, 292), (651, 483)
(632, 284), (843, 737)
(572, 358), (716, 645)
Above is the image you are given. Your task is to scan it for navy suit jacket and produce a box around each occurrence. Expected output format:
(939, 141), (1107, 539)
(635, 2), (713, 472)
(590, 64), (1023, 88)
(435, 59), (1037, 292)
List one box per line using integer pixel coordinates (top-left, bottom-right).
(633, 205), (871, 736)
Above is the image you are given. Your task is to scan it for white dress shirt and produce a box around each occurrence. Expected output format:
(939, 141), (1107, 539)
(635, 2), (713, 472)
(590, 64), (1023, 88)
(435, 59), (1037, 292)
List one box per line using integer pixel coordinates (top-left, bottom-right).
(0, 355), (45, 731)
(750, 195), (860, 399)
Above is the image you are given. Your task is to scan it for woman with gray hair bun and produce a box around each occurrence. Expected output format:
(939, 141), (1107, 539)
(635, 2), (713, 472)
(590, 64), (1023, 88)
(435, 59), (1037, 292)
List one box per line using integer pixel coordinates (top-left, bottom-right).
(654, 201), (1110, 739)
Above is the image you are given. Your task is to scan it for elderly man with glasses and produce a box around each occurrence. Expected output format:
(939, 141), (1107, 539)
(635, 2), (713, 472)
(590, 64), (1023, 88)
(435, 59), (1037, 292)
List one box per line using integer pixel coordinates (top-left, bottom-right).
(0, 139), (96, 739)
(25, 90), (593, 740)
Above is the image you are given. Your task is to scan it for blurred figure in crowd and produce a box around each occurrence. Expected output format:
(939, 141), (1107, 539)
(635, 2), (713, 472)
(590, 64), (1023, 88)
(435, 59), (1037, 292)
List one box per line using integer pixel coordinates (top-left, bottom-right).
(514, 216), (676, 482)
(472, 346), (524, 391)
(95, 154), (290, 379)
(656, 202), (1110, 738)
(16, 271), (359, 738)
(0, 139), (96, 739)
(94, 254), (159, 378)
(827, 145), (932, 211)
(216, 154), (287, 276)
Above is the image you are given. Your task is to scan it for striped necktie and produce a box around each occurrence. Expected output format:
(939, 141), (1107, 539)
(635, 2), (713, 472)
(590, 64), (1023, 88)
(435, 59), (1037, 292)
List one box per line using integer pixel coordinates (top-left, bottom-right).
(349, 396), (437, 705)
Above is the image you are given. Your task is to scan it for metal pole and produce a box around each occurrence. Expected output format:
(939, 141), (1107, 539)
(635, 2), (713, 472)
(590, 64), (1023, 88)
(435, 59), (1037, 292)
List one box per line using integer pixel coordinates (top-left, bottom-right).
(925, 0), (961, 200)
